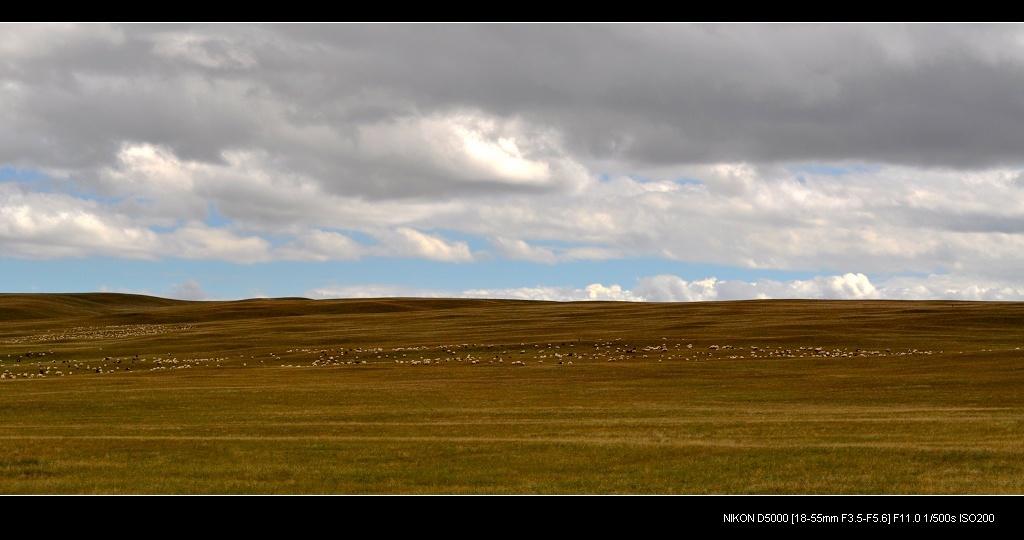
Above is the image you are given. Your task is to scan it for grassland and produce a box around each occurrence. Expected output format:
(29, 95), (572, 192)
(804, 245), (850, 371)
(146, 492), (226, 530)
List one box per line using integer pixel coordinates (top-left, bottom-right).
(1, 293), (1022, 494)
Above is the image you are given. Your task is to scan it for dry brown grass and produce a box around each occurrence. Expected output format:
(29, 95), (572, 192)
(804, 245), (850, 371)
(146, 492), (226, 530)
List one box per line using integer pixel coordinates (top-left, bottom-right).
(1, 294), (1022, 494)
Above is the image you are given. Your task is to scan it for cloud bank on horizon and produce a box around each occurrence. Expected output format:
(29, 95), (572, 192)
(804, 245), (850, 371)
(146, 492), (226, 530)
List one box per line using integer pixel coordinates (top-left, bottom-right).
(4, 23), (1024, 301)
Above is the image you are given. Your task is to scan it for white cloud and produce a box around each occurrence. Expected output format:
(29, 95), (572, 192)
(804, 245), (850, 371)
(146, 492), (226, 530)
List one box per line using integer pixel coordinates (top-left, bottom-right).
(370, 227), (476, 263)
(489, 237), (558, 263)
(465, 283), (643, 301)
(164, 223), (271, 263)
(0, 185), (161, 259)
(307, 283), (642, 302)
(876, 274), (1024, 301)
(452, 120), (552, 184)
(631, 272), (1024, 302)
(165, 279), (221, 301)
(634, 275), (720, 302)
(106, 143), (196, 191)
(486, 236), (622, 264)
(636, 273), (880, 301)
(305, 284), (450, 299)
(10, 154), (1024, 286)
(273, 229), (363, 262)
(581, 283), (639, 301)
(299, 270), (1024, 302)
(9, 25), (1024, 298)
(827, 272), (879, 299)
(356, 111), (590, 192)
(459, 286), (585, 301)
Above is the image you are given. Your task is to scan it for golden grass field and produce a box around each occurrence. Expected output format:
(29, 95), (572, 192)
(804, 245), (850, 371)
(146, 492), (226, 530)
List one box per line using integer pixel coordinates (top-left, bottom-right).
(1, 293), (1022, 495)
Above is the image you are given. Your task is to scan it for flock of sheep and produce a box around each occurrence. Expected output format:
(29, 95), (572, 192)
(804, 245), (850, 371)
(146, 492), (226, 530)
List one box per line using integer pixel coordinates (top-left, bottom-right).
(0, 325), (945, 380)
(0, 324), (194, 345)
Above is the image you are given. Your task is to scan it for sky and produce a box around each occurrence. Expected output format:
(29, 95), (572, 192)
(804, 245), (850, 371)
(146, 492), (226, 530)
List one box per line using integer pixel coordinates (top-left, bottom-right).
(3, 23), (1024, 302)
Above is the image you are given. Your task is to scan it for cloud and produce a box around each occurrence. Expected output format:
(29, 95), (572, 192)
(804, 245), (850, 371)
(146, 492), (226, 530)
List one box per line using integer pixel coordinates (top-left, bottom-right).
(874, 274), (1024, 301)
(580, 283), (638, 301)
(637, 272), (1024, 302)
(487, 236), (622, 264)
(309, 277), (829, 303)
(827, 272), (879, 299)
(306, 272), (1024, 303)
(164, 223), (272, 263)
(352, 112), (590, 196)
(8, 24), (1024, 182)
(273, 229), (363, 262)
(8, 154), (1024, 286)
(0, 184), (162, 259)
(0, 23), (125, 60)
(7, 24), (1024, 298)
(370, 227), (476, 263)
(634, 275), (720, 302)
(305, 284), (449, 299)
(147, 29), (258, 70)
(636, 273), (880, 301)
(308, 283), (643, 302)
(489, 237), (558, 263)
(165, 279), (221, 301)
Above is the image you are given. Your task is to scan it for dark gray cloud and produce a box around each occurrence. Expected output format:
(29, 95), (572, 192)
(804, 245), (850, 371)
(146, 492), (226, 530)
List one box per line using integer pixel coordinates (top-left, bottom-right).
(7, 23), (1024, 292)
(5, 23), (1024, 188)
(250, 23), (1024, 169)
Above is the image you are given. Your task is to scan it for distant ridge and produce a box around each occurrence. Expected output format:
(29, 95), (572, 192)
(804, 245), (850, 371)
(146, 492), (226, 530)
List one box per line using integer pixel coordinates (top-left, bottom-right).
(0, 292), (523, 324)
(3, 292), (1022, 343)
(0, 292), (184, 322)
